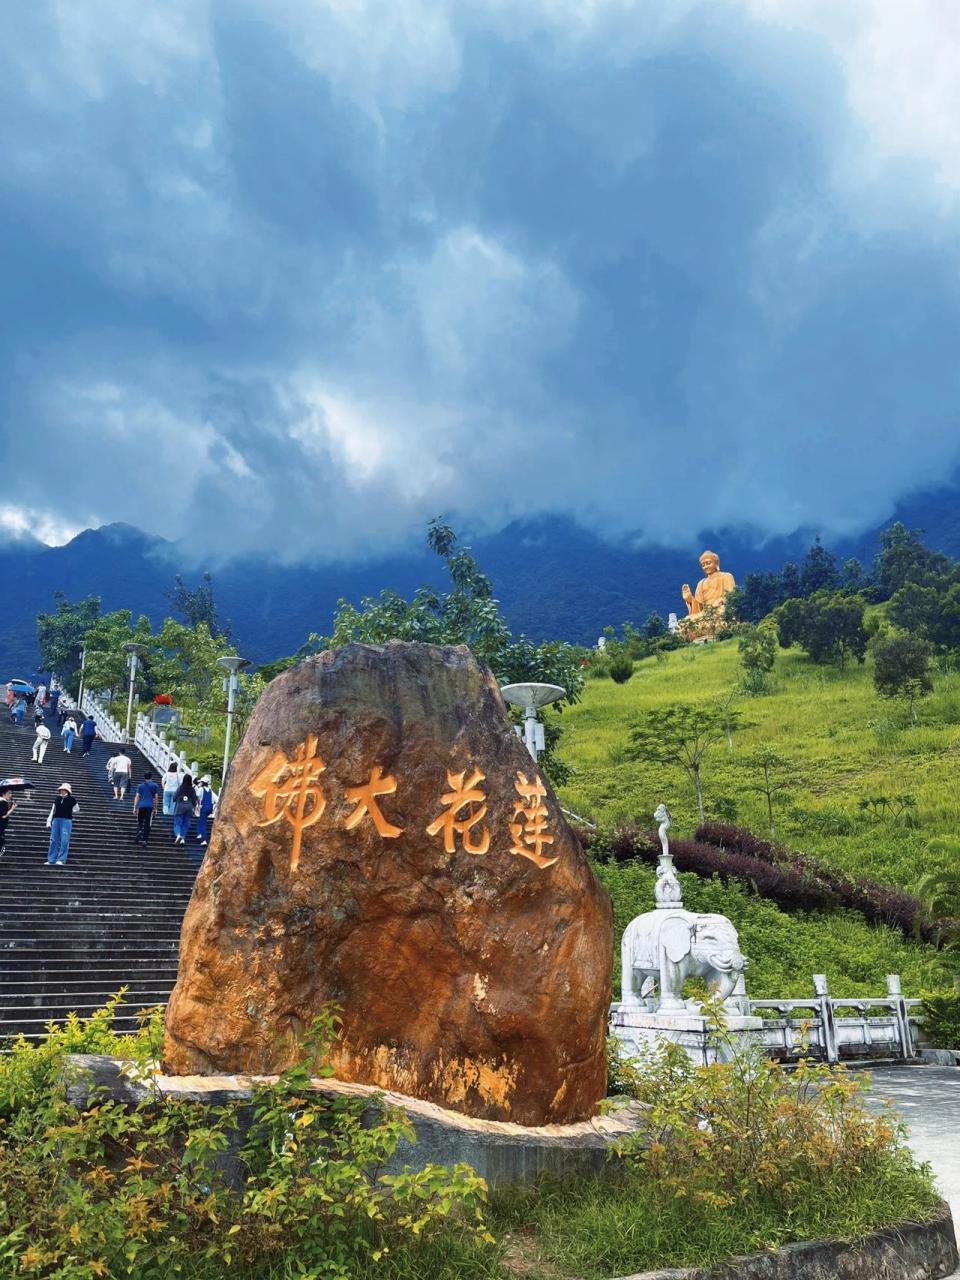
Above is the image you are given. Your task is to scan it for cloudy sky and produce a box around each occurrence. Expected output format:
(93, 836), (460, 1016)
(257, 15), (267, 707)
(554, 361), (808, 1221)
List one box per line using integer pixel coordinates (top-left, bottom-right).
(1, 0), (959, 561)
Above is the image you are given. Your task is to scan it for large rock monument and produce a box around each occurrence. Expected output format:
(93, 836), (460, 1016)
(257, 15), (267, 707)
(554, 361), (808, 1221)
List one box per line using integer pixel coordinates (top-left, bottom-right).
(164, 642), (612, 1126)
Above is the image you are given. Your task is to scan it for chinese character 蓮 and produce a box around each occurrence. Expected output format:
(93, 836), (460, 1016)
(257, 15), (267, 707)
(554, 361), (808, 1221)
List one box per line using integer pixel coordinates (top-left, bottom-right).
(250, 734), (327, 873)
(343, 764), (403, 838)
(426, 766), (490, 855)
(509, 770), (558, 869)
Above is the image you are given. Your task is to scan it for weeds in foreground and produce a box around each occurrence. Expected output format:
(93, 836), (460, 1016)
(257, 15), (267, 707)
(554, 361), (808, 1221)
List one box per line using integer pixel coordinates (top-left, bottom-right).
(0, 998), (941, 1280)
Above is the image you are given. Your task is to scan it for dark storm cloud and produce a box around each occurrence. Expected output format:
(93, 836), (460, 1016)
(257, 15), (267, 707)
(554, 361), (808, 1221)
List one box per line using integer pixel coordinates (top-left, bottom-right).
(1, 1), (958, 557)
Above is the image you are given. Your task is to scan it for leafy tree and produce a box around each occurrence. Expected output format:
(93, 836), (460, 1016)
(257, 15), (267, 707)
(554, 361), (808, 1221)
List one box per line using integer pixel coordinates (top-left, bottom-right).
(627, 703), (741, 823)
(644, 612), (667, 640)
(152, 619), (236, 714)
(874, 522), (951, 599)
(888, 580), (960, 652)
(841, 558), (865, 593)
(872, 632), (933, 723)
(742, 748), (791, 835)
(167, 572), (229, 639)
(737, 622), (777, 694)
(83, 610), (155, 711)
(780, 562), (801, 600)
(800, 537), (839, 596)
(728, 573), (782, 625)
(331, 520), (584, 785)
(36, 593), (101, 690)
(776, 592), (868, 669)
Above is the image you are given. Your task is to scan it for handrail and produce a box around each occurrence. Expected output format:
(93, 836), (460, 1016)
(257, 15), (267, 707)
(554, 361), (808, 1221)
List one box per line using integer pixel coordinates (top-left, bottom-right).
(80, 691), (125, 744)
(134, 713), (218, 808)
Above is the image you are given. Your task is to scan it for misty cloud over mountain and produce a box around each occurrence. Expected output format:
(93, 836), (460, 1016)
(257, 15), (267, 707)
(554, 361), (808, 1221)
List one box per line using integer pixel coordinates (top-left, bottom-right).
(1, 2), (959, 561)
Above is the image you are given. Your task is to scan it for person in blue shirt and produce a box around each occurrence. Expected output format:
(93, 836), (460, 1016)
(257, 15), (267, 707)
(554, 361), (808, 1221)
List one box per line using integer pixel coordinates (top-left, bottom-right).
(195, 777), (215, 847)
(133, 770), (161, 847)
(80, 716), (98, 755)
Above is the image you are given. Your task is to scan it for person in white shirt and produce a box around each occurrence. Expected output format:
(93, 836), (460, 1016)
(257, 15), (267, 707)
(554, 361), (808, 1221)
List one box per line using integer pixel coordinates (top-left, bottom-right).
(32, 722), (51, 764)
(106, 750), (132, 799)
(162, 761), (180, 815)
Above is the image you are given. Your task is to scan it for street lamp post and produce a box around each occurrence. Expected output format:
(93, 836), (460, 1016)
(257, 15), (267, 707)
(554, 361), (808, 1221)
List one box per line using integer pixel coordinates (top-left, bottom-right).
(499, 682), (566, 762)
(123, 643), (147, 743)
(76, 647), (87, 711)
(218, 656), (249, 788)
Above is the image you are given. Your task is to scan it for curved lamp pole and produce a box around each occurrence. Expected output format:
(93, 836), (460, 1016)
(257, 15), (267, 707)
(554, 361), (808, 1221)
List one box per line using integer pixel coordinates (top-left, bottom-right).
(123, 642), (147, 743)
(218, 656), (249, 787)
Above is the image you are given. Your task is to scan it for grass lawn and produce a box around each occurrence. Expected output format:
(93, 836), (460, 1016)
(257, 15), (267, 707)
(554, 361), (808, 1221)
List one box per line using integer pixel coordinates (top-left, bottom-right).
(554, 639), (960, 996)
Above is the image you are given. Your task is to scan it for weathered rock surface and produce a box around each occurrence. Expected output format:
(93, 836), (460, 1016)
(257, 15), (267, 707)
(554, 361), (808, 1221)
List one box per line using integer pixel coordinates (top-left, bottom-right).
(163, 642), (612, 1125)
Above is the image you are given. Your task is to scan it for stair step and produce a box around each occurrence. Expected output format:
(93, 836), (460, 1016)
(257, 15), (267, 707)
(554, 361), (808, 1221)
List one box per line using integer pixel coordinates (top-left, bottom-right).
(0, 717), (199, 1037)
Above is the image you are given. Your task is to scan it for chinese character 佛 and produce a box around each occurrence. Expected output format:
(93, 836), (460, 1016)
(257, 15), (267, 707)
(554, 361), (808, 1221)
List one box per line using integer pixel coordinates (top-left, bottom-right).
(343, 764), (403, 838)
(509, 771), (558, 869)
(426, 767), (490, 855)
(250, 734), (327, 872)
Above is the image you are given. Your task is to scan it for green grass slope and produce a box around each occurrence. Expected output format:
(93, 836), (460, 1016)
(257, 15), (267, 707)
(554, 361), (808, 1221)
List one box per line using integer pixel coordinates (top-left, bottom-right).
(556, 639), (960, 996)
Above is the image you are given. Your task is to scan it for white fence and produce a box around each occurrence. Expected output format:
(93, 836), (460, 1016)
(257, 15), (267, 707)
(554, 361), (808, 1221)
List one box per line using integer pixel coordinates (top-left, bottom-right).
(748, 974), (921, 1063)
(55, 680), (218, 804)
(134, 713), (218, 806)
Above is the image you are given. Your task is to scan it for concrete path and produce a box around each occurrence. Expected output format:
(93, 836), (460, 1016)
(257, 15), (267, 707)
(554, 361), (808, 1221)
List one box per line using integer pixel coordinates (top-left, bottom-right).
(865, 1065), (960, 1234)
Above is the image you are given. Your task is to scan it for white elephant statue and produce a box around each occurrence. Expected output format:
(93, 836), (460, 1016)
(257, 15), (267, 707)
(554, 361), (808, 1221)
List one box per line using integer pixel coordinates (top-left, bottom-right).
(621, 909), (749, 1012)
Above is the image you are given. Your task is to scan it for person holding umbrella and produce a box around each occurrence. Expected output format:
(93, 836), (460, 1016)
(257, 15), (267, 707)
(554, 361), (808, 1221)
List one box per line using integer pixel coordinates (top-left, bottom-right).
(0, 786), (18, 858)
(46, 783), (80, 866)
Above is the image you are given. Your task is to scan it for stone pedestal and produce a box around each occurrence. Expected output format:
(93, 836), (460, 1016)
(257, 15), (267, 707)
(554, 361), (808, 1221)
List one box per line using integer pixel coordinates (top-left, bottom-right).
(610, 1002), (764, 1067)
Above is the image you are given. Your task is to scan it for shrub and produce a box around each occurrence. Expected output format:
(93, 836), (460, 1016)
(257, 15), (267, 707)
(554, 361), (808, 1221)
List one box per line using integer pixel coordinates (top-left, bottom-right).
(695, 821), (946, 944)
(501, 1020), (939, 1279)
(608, 656), (634, 684)
(920, 993), (960, 1049)
(0, 1004), (494, 1280)
(591, 820), (949, 946)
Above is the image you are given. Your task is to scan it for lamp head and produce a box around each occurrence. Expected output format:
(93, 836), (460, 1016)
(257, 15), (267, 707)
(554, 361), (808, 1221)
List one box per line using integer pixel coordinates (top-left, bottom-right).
(499, 682), (566, 712)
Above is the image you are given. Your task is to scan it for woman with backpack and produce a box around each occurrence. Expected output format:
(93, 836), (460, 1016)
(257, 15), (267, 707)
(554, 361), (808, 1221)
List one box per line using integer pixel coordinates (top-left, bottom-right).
(173, 773), (198, 846)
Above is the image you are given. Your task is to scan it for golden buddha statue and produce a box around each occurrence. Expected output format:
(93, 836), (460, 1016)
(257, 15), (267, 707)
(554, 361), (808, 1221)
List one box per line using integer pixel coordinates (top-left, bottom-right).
(680, 551), (736, 640)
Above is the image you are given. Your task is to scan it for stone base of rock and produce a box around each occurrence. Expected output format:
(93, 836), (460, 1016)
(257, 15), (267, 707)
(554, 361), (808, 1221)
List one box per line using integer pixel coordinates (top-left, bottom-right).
(611, 1201), (957, 1280)
(610, 1003), (764, 1066)
(64, 1055), (645, 1187)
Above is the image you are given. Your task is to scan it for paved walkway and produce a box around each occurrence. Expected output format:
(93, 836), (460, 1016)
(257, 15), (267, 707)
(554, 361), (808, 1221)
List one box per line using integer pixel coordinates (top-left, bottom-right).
(865, 1066), (960, 1232)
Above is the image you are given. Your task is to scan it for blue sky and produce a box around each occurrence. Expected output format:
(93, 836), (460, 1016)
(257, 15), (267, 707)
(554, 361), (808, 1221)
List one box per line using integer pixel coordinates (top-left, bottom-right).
(1, 1), (959, 561)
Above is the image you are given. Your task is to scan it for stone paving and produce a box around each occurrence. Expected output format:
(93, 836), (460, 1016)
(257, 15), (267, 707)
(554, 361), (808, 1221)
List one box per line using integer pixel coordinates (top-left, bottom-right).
(865, 1066), (960, 1243)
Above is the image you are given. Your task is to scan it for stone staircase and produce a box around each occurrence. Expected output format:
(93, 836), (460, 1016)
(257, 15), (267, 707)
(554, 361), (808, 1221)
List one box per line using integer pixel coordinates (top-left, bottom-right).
(0, 710), (200, 1040)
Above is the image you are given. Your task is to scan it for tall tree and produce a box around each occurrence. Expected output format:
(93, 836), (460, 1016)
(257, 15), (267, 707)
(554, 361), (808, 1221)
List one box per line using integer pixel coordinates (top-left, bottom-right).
(873, 633), (933, 723)
(742, 748), (790, 836)
(874, 522), (951, 599)
(36, 593), (101, 690)
(627, 703), (740, 823)
(331, 519), (584, 784)
(167, 573), (229, 639)
(776, 593), (868, 669)
(800, 537), (839, 596)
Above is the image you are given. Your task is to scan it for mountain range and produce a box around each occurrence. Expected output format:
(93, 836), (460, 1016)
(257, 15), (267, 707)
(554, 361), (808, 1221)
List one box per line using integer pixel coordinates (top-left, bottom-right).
(3, 476), (959, 676)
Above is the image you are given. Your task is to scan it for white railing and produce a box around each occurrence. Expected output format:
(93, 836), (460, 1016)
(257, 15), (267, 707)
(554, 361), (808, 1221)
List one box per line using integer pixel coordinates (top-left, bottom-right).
(134, 713), (218, 806)
(52, 684), (124, 742)
(748, 974), (921, 1063)
(80, 691), (125, 744)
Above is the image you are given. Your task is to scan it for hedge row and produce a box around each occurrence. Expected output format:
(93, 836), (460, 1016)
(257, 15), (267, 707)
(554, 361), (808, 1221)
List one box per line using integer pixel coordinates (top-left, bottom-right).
(589, 821), (947, 947)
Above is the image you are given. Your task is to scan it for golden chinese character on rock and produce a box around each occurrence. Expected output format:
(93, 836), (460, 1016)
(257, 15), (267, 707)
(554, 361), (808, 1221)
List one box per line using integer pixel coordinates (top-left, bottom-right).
(509, 771), (558, 869)
(250, 734), (327, 873)
(426, 767), (491, 855)
(344, 764), (403, 838)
